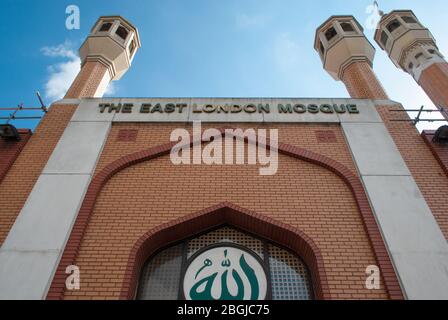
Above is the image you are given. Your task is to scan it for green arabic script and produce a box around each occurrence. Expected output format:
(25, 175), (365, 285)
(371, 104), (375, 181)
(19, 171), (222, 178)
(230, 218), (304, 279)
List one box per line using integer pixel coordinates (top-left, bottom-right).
(189, 253), (260, 300)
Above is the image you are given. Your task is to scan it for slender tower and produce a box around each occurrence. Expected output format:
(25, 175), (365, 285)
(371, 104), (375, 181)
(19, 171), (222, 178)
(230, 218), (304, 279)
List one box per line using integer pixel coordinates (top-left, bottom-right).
(314, 15), (388, 100)
(0, 15), (141, 300)
(65, 16), (141, 98)
(375, 10), (448, 119)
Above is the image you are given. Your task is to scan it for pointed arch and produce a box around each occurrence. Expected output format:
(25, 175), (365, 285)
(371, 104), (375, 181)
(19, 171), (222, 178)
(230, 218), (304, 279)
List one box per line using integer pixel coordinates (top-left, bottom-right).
(46, 128), (403, 300)
(122, 202), (328, 299)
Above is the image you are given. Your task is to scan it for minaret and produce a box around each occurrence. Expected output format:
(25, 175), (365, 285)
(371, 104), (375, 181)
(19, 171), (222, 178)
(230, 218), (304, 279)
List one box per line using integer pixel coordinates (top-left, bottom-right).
(314, 16), (388, 100)
(0, 15), (141, 300)
(65, 16), (141, 98)
(375, 10), (448, 119)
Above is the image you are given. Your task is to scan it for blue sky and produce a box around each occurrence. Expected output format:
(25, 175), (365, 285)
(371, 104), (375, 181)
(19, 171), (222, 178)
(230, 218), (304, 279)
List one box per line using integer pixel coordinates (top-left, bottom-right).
(1, 0), (447, 130)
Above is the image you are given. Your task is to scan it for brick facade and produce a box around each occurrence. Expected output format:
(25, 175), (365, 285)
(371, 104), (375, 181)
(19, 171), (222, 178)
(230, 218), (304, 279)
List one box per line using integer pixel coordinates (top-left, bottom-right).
(341, 61), (448, 241)
(0, 105), (76, 244)
(0, 59), (110, 245)
(341, 61), (389, 100)
(47, 123), (402, 300)
(0, 129), (32, 183)
(64, 61), (109, 99)
(421, 130), (448, 177)
(4, 12), (448, 301)
(418, 62), (448, 120)
(377, 107), (448, 239)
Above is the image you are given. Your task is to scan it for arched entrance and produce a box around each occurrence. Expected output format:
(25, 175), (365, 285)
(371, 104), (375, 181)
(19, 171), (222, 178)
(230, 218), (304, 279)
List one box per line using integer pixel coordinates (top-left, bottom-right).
(121, 203), (328, 300)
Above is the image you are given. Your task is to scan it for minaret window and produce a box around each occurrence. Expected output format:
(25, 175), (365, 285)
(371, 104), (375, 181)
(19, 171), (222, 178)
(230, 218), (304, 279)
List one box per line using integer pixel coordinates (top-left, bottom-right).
(340, 22), (354, 32)
(116, 25), (129, 40)
(325, 27), (337, 41)
(99, 22), (112, 32)
(129, 39), (136, 56)
(387, 19), (401, 33)
(380, 31), (389, 47)
(402, 16), (417, 24)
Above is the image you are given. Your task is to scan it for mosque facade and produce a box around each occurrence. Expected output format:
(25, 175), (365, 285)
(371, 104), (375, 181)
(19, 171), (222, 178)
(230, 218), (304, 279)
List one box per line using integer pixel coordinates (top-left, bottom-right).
(0, 10), (447, 300)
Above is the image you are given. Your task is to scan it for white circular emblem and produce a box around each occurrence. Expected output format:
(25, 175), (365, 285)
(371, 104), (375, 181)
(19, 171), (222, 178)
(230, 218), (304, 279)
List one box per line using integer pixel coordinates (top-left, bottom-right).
(183, 245), (267, 300)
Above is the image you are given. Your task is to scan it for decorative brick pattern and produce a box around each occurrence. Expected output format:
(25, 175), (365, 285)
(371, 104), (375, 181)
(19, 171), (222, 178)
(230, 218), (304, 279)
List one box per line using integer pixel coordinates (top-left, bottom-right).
(418, 62), (448, 120)
(116, 129), (138, 142)
(0, 129), (32, 183)
(315, 130), (337, 143)
(64, 61), (109, 99)
(342, 61), (389, 99)
(47, 126), (403, 300)
(95, 123), (358, 174)
(0, 105), (77, 245)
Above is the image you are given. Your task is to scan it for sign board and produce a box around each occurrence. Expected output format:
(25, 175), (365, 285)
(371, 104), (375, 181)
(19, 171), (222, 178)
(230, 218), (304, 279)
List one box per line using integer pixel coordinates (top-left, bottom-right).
(70, 98), (384, 123)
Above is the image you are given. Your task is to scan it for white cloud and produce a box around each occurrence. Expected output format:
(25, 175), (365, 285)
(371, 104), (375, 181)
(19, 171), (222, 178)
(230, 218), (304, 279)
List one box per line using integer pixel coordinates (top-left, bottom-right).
(41, 42), (78, 60)
(104, 82), (117, 96)
(236, 13), (271, 28)
(41, 41), (81, 102)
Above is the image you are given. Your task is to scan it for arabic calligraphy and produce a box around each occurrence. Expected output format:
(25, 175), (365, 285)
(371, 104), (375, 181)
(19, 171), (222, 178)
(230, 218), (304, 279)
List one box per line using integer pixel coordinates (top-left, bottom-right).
(195, 259), (212, 279)
(183, 246), (267, 300)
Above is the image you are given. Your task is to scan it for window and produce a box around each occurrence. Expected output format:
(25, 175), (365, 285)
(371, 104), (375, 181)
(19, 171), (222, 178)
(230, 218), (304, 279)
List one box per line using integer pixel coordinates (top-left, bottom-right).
(319, 41), (325, 55)
(415, 52), (424, 60)
(387, 19), (401, 33)
(402, 16), (417, 24)
(137, 226), (313, 300)
(340, 22), (354, 32)
(325, 27), (337, 41)
(408, 62), (414, 70)
(129, 39), (136, 56)
(116, 25), (129, 40)
(380, 31), (389, 47)
(99, 22), (112, 32)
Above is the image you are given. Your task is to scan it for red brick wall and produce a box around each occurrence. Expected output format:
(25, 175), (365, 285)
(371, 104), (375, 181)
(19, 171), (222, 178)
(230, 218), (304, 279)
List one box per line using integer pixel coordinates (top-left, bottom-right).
(418, 63), (448, 120)
(0, 60), (112, 245)
(59, 123), (391, 300)
(377, 106), (448, 239)
(64, 61), (108, 99)
(0, 129), (32, 183)
(341, 61), (448, 240)
(341, 61), (389, 100)
(0, 105), (77, 245)
(421, 130), (448, 177)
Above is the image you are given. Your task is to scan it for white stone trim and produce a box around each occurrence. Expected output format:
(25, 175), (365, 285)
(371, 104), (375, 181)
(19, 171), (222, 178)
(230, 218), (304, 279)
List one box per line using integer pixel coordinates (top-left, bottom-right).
(0, 106), (110, 299)
(51, 99), (81, 105)
(341, 111), (448, 299)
